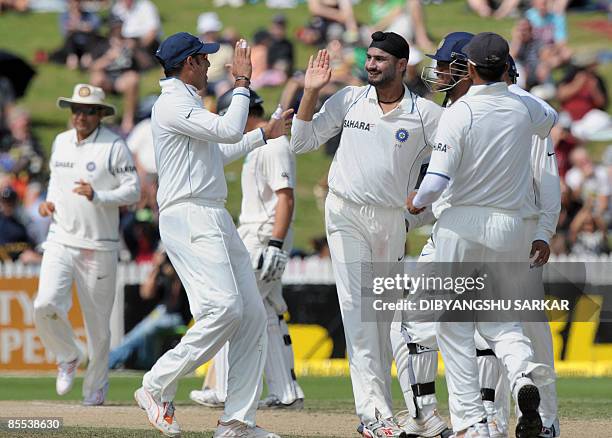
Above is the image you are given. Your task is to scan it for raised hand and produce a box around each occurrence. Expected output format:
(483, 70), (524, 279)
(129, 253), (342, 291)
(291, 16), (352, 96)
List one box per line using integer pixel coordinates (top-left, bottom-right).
(304, 50), (331, 92)
(263, 109), (294, 140)
(232, 39), (252, 80)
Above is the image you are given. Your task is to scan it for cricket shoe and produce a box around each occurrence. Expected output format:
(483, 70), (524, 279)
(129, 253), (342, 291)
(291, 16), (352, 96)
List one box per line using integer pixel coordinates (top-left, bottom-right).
(537, 419), (559, 438)
(358, 411), (407, 438)
(453, 421), (490, 437)
(56, 357), (80, 396)
(515, 383), (543, 438)
(82, 382), (109, 406)
(134, 386), (181, 437)
(396, 409), (451, 437)
(189, 388), (224, 408)
(258, 394), (304, 410)
(213, 420), (281, 437)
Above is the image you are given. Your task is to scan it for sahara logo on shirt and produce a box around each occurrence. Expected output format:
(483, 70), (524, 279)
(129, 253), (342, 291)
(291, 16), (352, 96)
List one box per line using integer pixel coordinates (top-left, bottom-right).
(433, 142), (452, 152)
(343, 119), (374, 131)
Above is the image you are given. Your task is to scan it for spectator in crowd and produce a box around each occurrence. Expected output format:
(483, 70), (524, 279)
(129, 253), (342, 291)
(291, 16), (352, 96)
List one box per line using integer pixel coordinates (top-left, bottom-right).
(568, 203), (609, 255)
(466, 0), (524, 18)
(109, 250), (190, 369)
(251, 29), (289, 89)
(0, 107), (45, 191)
(111, 0), (162, 68)
(49, 0), (102, 70)
(298, 0), (359, 46)
(557, 180), (583, 233)
(0, 0), (28, 12)
(0, 185), (34, 262)
(21, 181), (51, 248)
(196, 12), (234, 97)
(89, 17), (140, 134)
(121, 179), (159, 264)
(368, 0), (433, 52)
(557, 53), (608, 123)
(565, 147), (610, 223)
(0, 78), (16, 137)
(268, 14), (295, 77)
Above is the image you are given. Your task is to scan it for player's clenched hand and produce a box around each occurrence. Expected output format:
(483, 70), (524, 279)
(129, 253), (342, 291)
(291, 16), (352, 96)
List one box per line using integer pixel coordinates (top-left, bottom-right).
(406, 191), (425, 215)
(263, 109), (294, 140)
(304, 50), (331, 92)
(232, 39), (252, 80)
(530, 240), (550, 267)
(258, 242), (289, 282)
(73, 179), (94, 201)
(38, 201), (55, 217)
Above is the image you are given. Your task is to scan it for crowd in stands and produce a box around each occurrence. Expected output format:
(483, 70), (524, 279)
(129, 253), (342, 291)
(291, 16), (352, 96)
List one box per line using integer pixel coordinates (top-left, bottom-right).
(0, 0), (611, 267)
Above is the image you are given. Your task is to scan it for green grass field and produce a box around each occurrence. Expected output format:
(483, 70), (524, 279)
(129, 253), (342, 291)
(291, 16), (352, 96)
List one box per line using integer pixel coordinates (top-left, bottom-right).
(1, 374), (611, 416)
(0, 375), (611, 436)
(1, 0), (610, 253)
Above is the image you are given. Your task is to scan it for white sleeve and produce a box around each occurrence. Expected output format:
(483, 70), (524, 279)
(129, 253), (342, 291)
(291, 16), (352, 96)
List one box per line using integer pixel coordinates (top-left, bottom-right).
(156, 87), (250, 144)
(519, 94), (558, 139)
(219, 128), (267, 166)
(412, 172), (449, 208)
(263, 139), (296, 191)
(93, 140), (141, 206)
(533, 137), (561, 243)
(426, 101), (469, 180)
(290, 86), (358, 154)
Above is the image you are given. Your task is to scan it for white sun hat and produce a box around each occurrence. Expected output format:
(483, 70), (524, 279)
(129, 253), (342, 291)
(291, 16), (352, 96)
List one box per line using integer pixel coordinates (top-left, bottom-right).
(57, 84), (116, 116)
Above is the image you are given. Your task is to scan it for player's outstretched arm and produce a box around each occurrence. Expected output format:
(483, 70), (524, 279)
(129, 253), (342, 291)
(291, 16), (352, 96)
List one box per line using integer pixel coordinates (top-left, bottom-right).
(297, 50), (331, 122)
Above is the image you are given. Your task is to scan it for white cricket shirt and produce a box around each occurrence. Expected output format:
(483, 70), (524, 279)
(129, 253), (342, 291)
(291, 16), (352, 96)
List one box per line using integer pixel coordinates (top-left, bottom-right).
(239, 136), (296, 227)
(509, 84), (561, 243)
(151, 78), (266, 211)
(291, 85), (442, 208)
(428, 82), (557, 217)
(45, 126), (141, 251)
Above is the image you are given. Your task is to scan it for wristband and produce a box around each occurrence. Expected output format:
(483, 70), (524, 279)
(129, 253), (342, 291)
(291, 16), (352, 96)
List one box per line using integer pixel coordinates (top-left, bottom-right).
(268, 238), (283, 249)
(235, 76), (251, 83)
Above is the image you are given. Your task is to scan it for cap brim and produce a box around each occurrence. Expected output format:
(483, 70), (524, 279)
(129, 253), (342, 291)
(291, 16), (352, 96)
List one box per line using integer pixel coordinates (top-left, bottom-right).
(197, 42), (220, 55)
(57, 98), (116, 117)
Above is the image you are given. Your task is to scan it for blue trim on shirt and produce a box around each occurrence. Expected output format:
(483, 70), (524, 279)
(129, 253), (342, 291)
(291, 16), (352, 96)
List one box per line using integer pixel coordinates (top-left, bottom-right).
(234, 92), (250, 99)
(426, 171), (450, 180)
(260, 127), (267, 144)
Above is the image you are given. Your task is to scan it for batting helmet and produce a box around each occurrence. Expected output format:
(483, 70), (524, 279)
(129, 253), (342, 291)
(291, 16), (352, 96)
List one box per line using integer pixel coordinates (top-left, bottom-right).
(422, 32), (474, 92)
(216, 89), (264, 116)
(507, 55), (519, 83)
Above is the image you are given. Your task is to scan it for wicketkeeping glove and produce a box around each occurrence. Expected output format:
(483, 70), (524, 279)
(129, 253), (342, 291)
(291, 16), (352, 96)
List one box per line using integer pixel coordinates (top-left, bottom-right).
(259, 239), (289, 282)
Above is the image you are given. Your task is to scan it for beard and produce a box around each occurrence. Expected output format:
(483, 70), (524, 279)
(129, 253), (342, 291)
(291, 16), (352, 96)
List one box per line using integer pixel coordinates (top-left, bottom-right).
(366, 68), (395, 87)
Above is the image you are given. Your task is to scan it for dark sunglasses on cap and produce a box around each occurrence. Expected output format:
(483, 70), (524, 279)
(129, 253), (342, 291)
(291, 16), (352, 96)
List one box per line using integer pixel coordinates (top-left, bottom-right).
(71, 106), (100, 116)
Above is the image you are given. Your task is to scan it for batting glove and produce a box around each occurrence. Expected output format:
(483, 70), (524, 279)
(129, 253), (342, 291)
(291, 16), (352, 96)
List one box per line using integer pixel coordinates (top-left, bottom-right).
(259, 239), (289, 282)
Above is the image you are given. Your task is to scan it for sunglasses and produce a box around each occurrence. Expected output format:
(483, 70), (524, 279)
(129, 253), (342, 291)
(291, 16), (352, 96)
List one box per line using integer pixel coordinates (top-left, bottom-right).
(71, 106), (99, 116)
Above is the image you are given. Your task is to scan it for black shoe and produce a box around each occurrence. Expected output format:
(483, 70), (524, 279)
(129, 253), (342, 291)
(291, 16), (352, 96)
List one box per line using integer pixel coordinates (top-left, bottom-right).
(516, 384), (543, 438)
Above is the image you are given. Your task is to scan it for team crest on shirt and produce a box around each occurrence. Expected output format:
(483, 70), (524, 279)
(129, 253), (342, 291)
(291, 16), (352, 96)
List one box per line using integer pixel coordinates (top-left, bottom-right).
(86, 161), (96, 171)
(394, 128), (409, 147)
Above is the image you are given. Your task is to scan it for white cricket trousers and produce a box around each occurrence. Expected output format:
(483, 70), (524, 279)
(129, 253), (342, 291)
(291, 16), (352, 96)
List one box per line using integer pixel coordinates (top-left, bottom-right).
(209, 224), (304, 405)
(325, 192), (406, 423)
(433, 206), (554, 432)
(34, 241), (117, 400)
(143, 201), (267, 427)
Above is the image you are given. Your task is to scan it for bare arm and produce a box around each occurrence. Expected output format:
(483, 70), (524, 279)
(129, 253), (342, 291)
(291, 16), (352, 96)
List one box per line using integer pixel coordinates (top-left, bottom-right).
(272, 188), (294, 240)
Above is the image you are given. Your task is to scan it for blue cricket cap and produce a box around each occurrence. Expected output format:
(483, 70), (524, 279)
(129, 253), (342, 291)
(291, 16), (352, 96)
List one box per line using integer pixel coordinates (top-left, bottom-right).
(155, 32), (220, 69)
(426, 32), (474, 63)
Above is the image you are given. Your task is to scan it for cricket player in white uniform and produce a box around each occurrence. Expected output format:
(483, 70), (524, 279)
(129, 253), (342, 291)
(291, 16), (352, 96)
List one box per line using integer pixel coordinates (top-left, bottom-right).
(34, 84), (140, 405)
(395, 38), (561, 438)
(290, 32), (443, 438)
(189, 90), (305, 410)
(391, 32), (475, 438)
(474, 58), (561, 438)
(407, 33), (556, 438)
(133, 33), (292, 438)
